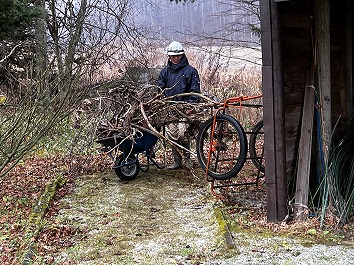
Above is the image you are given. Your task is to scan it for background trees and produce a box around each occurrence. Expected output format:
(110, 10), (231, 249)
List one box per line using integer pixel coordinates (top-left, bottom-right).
(135, 0), (260, 47)
(0, 0), (42, 40)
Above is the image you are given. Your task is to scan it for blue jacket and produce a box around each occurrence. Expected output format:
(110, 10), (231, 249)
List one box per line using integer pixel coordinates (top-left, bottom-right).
(157, 55), (200, 102)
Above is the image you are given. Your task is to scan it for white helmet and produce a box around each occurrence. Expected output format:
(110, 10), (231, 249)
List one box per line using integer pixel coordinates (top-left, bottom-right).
(166, 41), (185, 56)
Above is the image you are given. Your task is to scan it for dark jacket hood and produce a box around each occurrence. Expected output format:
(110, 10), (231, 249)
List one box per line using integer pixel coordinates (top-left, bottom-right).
(167, 55), (189, 72)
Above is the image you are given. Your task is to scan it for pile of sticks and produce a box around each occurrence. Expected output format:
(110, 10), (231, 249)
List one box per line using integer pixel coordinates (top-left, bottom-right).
(75, 81), (216, 144)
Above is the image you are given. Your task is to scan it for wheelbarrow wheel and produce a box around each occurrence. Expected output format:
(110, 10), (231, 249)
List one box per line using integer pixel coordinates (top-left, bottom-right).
(115, 154), (139, 181)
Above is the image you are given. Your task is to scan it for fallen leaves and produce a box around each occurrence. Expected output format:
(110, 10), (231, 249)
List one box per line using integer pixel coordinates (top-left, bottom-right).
(0, 153), (111, 264)
(37, 225), (87, 253)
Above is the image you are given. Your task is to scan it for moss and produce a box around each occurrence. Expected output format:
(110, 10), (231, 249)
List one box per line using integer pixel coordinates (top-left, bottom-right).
(214, 207), (238, 250)
(20, 174), (66, 264)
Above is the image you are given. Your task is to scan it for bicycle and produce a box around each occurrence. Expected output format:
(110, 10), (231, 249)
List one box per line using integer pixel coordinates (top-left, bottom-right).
(196, 94), (264, 180)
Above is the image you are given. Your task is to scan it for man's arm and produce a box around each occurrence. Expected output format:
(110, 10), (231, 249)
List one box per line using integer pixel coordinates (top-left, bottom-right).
(157, 68), (167, 90)
(187, 68), (201, 102)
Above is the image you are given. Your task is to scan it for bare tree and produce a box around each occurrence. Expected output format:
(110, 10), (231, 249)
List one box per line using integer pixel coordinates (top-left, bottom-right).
(45, 0), (153, 84)
(0, 0), (152, 178)
(34, 0), (48, 78)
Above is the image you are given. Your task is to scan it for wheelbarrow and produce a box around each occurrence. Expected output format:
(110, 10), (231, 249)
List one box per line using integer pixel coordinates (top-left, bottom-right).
(96, 130), (165, 181)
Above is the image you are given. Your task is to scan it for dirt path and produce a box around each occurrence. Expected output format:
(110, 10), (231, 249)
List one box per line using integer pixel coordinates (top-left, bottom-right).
(47, 168), (233, 264)
(44, 168), (354, 265)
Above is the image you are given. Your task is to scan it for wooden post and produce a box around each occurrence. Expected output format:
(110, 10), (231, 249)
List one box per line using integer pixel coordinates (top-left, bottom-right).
(295, 69), (315, 221)
(260, 0), (288, 222)
(345, 0), (353, 122)
(314, 0), (331, 162)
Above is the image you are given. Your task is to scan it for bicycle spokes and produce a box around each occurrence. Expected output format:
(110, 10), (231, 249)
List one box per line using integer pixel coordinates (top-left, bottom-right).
(197, 114), (247, 180)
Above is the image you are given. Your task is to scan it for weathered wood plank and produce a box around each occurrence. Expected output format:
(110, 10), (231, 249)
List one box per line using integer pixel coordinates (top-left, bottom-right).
(295, 69), (315, 221)
(271, 0), (288, 222)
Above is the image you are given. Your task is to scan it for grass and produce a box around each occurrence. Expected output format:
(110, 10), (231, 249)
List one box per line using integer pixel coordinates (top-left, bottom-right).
(315, 117), (354, 227)
(35, 116), (100, 157)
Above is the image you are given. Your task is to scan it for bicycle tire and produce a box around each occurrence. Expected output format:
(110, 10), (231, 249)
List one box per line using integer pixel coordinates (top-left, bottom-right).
(196, 114), (247, 180)
(249, 120), (265, 173)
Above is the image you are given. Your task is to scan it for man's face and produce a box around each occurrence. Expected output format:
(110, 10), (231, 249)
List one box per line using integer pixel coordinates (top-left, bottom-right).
(169, 54), (183, 65)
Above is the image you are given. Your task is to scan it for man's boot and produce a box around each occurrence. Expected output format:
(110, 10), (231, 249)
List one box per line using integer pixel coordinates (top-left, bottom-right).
(167, 147), (182, 169)
(185, 157), (193, 169)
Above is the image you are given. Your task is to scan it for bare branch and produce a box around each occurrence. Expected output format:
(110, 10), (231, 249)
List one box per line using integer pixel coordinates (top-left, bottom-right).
(0, 43), (21, 64)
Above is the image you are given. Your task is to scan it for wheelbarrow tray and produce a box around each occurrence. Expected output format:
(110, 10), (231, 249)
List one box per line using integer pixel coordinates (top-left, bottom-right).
(96, 131), (158, 155)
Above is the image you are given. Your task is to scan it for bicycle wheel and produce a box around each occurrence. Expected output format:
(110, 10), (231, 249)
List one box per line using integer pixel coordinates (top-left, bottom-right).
(114, 154), (139, 181)
(196, 114), (247, 180)
(249, 120), (265, 173)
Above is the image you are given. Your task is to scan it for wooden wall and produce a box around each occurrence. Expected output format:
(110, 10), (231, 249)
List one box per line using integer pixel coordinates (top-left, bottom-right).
(260, 0), (352, 221)
(330, 1), (353, 138)
(278, 0), (353, 181)
(279, 1), (313, 180)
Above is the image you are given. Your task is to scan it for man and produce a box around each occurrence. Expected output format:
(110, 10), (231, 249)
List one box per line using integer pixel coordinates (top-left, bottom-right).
(157, 41), (201, 169)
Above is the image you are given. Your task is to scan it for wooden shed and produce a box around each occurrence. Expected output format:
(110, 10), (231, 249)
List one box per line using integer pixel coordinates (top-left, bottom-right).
(260, 0), (353, 222)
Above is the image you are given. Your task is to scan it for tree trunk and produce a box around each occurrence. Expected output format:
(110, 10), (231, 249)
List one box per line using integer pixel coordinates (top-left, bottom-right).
(65, 0), (88, 76)
(34, 0), (48, 80)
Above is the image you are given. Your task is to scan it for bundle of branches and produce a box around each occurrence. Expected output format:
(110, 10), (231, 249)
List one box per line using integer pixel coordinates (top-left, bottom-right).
(75, 80), (215, 147)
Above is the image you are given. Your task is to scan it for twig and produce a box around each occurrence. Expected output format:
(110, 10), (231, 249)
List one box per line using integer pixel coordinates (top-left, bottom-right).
(139, 102), (197, 157)
(0, 43), (21, 64)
